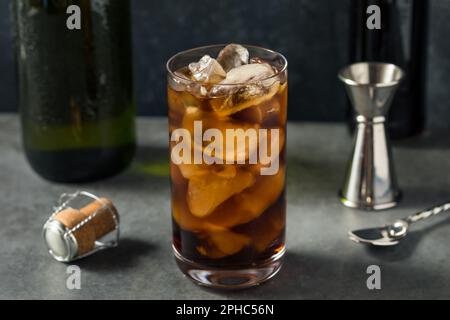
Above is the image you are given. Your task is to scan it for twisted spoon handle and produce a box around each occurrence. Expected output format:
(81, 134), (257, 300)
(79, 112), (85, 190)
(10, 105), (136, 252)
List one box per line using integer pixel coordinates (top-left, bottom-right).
(406, 202), (450, 224)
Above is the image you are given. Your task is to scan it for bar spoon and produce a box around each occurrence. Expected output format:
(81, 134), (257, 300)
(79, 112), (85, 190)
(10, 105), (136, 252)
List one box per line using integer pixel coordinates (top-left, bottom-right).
(349, 202), (450, 246)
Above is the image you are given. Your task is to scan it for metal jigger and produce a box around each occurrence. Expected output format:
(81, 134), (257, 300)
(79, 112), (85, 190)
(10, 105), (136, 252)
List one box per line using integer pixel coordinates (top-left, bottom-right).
(338, 62), (404, 210)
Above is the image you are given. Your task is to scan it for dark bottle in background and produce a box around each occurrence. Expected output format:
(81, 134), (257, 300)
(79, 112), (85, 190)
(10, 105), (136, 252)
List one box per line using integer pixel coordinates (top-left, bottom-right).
(349, 0), (429, 139)
(12, 0), (135, 183)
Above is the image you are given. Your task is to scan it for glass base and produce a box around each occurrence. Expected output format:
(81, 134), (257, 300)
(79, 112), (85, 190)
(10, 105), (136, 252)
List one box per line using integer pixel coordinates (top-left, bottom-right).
(173, 245), (285, 289)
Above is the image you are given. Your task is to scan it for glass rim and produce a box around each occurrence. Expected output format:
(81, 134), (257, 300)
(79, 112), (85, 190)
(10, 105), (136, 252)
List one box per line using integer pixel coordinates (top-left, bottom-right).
(166, 44), (288, 87)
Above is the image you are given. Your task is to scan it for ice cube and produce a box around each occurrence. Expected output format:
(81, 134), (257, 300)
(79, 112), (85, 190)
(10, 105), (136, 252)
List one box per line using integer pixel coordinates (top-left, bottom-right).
(211, 165), (237, 179)
(177, 164), (236, 180)
(209, 119), (260, 163)
(196, 244), (226, 259)
(233, 201), (285, 253)
(210, 80), (280, 116)
(177, 164), (210, 179)
(208, 63), (279, 116)
(187, 169), (255, 218)
(206, 228), (250, 256)
(172, 187), (206, 232)
(220, 63), (275, 85)
(203, 165), (286, 228)
(182, 106), (203, 135)
(217, 44), (250, 72)
(251, 205), (285, 252)
(189, 55), (226, 84)
(197, 228), (250, 259)
(209, 63), (277, 99)
(233, 94), (282, 126)
(181, 106), (260, 162)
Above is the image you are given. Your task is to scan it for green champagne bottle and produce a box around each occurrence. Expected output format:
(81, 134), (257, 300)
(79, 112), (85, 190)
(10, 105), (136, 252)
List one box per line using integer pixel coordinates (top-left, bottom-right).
(13, 0), (136, 182)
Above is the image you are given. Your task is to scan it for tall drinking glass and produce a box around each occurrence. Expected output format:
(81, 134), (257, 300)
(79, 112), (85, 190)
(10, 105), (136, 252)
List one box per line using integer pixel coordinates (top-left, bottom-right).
(167, 45), (288, 289)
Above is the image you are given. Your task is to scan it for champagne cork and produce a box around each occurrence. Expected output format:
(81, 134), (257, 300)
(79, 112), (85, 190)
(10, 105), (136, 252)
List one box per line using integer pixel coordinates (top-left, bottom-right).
(54, 208), (96, 256)
(79, 198), (119, 239)
(44, 194), (120, 262)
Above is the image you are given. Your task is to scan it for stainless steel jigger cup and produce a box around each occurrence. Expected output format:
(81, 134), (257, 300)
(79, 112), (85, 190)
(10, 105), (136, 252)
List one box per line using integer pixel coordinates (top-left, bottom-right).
(338, 62), (404, 210)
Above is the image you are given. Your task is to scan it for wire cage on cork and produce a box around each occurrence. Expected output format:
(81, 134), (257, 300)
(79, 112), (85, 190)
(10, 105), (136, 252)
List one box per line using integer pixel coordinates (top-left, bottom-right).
(43, 191), (120, 262)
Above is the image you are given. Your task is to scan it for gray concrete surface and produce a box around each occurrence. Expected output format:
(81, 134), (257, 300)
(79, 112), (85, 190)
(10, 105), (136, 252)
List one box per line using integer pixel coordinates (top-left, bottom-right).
(0, 115), (449, 300)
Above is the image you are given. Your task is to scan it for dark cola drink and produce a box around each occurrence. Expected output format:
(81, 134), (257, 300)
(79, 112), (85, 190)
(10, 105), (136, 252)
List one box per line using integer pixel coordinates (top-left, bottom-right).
(167, 44), (288, 288)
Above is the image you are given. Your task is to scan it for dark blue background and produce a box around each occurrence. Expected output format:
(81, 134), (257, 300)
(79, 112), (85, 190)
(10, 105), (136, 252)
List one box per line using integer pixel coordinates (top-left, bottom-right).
(1, 0), (449, 129)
